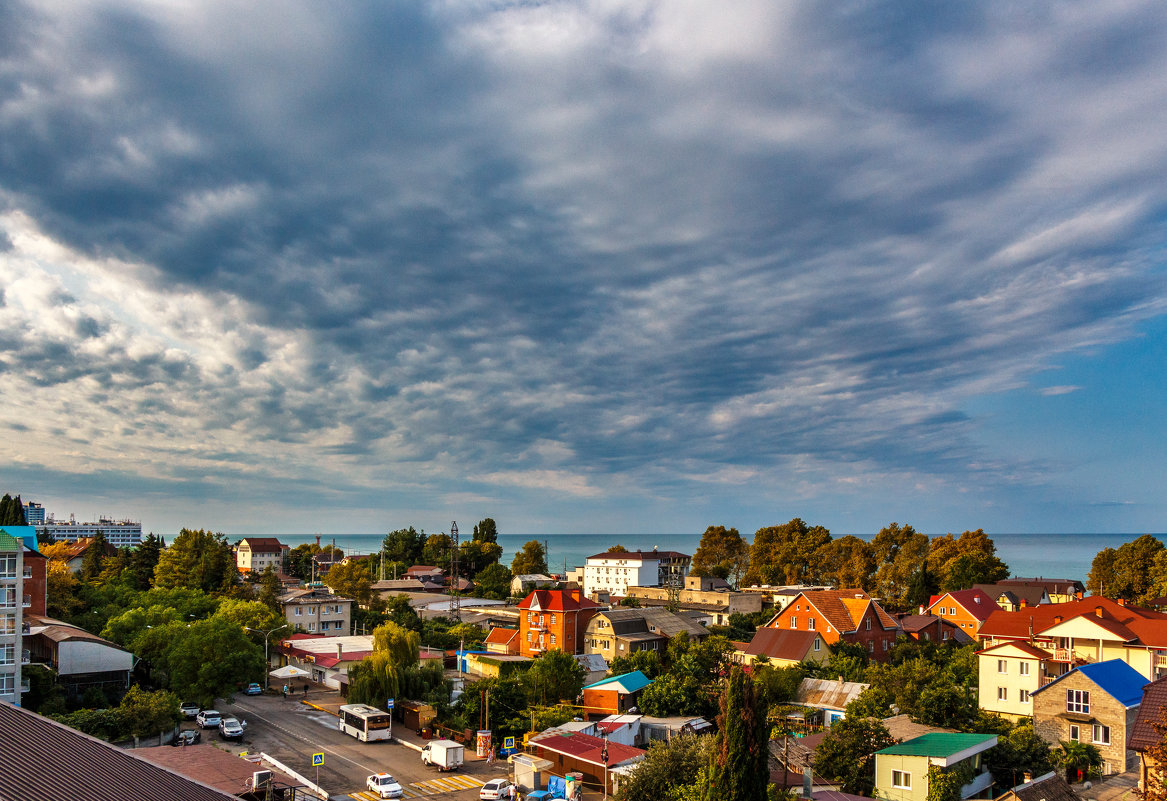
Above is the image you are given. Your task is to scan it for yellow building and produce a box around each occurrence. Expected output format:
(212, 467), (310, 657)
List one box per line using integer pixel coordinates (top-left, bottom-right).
(976, 641), (1052, 720)
(874, 733), (997, 801)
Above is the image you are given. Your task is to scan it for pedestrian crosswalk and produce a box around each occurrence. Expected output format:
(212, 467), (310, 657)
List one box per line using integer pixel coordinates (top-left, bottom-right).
(348, 773), (486, 799)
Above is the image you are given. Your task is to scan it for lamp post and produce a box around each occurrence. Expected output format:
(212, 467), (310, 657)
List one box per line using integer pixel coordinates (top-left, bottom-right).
(245, 624), (288, 690)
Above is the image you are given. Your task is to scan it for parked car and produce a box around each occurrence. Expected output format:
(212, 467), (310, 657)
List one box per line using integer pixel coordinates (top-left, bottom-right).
(367, 773), (404, 799)
(218, 717), (246, 740)
(172, 729), (201, 747)
(196, 710), (221, 729)
(480, 778), (515, 800)
(245, 683), (263, 695)
(179, 702), (200, 719)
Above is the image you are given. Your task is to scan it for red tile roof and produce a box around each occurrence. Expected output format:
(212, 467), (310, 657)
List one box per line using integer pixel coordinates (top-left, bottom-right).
(979, 597), (1167, 647)
(744, 628), (820, 661)
(519, 589), (602, 612)
(485, 627), (519, 646)
(926, 589), (1000, 621)
(773, 590), (898, 633)
(530, 730), (646, 766)
(238, 537), (287, 551)
(1131, 675), (1167, 751)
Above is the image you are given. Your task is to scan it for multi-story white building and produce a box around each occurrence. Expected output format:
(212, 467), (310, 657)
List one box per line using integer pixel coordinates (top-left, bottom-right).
(279, 588), (353, 634)
(235, 537), (290, 575)
(0, 529), (27, 706)
(38, 515), (143, 548)
(582, 548), (690, 598)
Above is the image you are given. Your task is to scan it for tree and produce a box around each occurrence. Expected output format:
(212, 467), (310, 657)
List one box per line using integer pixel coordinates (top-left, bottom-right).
(639, 672), (709, 717)
(153, 528), (238, 592)
(78, 532), (108, 582)
(609, 650), (664, 679)
(511, 540), (548, 576)
(213, 598), (285, 634)
(1052, 740), (1103, 782)
(813, 717), (897, 796)
(118, 685), (181, 738)
(815, 536), (876, 591)
(751, 662), (807, 707)
(705, 665), (769, 801)
(128, 534), (163, 590)
(0, 494), (27, 525)
(164, 618), (264, 706)
(523, 648), (586, 706)
(744, 519), (831, 586)
(1087, 535), (1164, 604)
(617, 734), (714, 801)
(474, 563), (512, 600)
(871, 523), (930, 609)
(607, 544), (629, 553)
(904, 560), (939, 610)
(258, 565), (282, 611)
(422, 533), (454, 573)
(287, 543), (321, 579)
(691, 526), (750, 587)
(928, 530), (1009, 591)
(102, 604), (183, 649)
(382, 526), (426, 566)
(324, 559), (375, 605)
(986, 724), (1054, 789)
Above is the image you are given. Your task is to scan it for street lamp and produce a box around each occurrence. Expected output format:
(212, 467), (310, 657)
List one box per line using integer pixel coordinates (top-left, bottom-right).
(245, 624), (288, 690)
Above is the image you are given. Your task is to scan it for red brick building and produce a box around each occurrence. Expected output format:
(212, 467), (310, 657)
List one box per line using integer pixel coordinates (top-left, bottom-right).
(518, 589), (602, 658)
(764, 589), (900, 662)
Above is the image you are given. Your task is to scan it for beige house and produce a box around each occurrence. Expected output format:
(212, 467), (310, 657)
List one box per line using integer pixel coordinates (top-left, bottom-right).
(625, 575), (762, 625)
(1031, 659), (1144, 775)
(584, 608), (707, 662)
(279, 588), (352, 635)
(874, 733), (997, 801)
(976, 641), (1054, 720)
(235, 537), (289, 575)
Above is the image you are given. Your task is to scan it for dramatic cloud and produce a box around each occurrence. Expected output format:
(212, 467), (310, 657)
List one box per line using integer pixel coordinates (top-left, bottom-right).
(2, 1), (1166, 535)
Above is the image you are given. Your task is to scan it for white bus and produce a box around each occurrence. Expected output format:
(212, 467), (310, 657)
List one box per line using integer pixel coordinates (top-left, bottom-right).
(338, 704), (393, 742)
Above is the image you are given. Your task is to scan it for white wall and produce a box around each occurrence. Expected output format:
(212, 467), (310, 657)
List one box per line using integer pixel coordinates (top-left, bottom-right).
(58, 640), (132, 675)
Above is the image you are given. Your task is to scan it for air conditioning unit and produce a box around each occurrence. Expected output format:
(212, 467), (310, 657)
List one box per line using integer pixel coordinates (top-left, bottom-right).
(252, 770), (272, 789)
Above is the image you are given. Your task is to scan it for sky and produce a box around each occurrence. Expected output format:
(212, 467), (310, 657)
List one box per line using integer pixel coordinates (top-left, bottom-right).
(2, 1), (1166, 539)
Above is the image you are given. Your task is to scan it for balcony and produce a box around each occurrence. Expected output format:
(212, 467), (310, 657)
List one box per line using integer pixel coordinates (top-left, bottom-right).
(21, 649), (30, 664)
(1040, 675), (1057, 687)
(1054, 648), (1071, 662)
(960, 771), (994, 798)
(1154, 652), (1167, 668)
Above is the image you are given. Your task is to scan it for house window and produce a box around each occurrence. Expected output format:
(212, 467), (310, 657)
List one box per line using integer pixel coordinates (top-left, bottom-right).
(1069, 725), (1080, 741)
(882, 639), (889, 651)
(867, 641), (874, 653)
(1093, 725), (1110, 745)
(0, 644), (12, 665)
(527, 613), (532, 622)
(307, 622), (316, 632)
(551, 634), (557, 645)
(997, 687), (1007, 701)
(1019, 662), (1030, 676)
(1067, 689), (1090, 714)
(539, 614), (545, 626)
(998, 659), (1008, 673)
(865, 618), (871, 631)
(1020, 689), (1030, 703)
(892, 771), (911, 789)
(814, 638), (822, 652)
(551, 614), (557, 624)
(527, 632), (532, 641)
(790, 616), (797, 628)
(808, 618), (816, 631)
(294, 607), (303, 616)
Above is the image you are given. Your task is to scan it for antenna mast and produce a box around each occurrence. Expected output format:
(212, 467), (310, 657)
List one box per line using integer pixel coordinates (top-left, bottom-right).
(450, 521), (461, 622)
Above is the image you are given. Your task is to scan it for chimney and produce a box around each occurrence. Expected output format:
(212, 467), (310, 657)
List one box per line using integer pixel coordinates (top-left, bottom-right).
(1118, 598), (1127, 607)
(1019, 599), (1028, 609)
(1053, 615), (1063, 624)
(1095, 606), (1104, 618)
(1076, 590), (1084, 601)
(336, 645), (343, 660)
(1023, 771), (1032, 784)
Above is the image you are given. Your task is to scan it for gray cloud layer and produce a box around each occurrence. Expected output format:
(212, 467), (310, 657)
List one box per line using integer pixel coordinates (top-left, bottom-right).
(2, 1), (1166, 534)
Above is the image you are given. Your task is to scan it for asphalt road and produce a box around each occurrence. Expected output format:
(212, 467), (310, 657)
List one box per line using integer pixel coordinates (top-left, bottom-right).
(205, 692), (507, 800)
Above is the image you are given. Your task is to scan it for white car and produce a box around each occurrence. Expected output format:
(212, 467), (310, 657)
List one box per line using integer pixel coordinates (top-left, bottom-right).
(367, 773), (404, 799)
(196, 710), (221, 729)
(218, 717), (246, 740)
(480, 779), (515, 800)
(179, 702), (200, 719)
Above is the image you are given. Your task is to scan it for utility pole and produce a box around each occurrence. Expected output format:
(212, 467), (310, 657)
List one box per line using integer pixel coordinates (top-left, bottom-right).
(245, 624), (289, 690)
(450, 521), (461, 622)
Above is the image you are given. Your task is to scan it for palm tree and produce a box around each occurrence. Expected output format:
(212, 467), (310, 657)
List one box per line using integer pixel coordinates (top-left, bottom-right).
(1053, 740), (1103, 783)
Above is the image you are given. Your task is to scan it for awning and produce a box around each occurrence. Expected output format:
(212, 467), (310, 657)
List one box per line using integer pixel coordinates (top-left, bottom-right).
(269, 665), (311, 679)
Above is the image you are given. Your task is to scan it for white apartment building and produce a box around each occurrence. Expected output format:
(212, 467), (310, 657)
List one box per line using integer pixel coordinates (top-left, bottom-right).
(279, 588), (353, 634)
(0, 529), (27, 706)
(38, 515), (142, 548)
(236, 537), (290, 575)
(582, 549), (690, 598)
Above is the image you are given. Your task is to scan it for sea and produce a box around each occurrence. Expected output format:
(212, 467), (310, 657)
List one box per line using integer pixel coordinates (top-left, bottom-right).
(274, 531), (1152, 585)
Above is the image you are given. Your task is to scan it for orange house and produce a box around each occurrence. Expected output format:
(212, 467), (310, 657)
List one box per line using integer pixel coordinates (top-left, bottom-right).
(925, 588), (1000, 639)
(764, 589), (900, 662)
(518, 589), (602, 658)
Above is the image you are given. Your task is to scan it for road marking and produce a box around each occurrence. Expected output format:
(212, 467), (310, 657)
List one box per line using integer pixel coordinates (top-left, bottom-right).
(221, 699), (383, 774)
(402, 774), (486, 797)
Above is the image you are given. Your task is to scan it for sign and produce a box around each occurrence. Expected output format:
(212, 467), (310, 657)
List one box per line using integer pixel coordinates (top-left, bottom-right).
(503, 736), (515, 750)
(311, 753), (324, 767)
(387, 698), (395, 709)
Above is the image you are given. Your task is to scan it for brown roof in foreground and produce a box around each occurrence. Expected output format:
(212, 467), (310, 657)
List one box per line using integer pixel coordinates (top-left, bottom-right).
(1130, 675), (1167, 751)
(0, 701), (237, 801)
(136, 745), (301, 796)
(1000, 771), (1079, 801)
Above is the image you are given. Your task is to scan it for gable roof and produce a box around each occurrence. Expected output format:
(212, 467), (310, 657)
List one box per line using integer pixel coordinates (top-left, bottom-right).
(974, 583), (1048, 608)
(1130, 675), (1167, 751)
(1002, 771), (1079, 801)
(484, 627), (519, 646)
(584, 670), (653, 694)
(1031, 659), (1147, 706)
(744, 628), (820, 661)
(0, 700), (238, 800)
(519, 589), (602, 612)
(771, 589), (899, 633)
(594, 608), (708, 639)
(530, 729), (646, 767)
(978, 596), (1167, 647)
(1000, 577), (1085, 594)
(975, 640), (1052, 660)
(238, 537), (286, 552)
(926, 589), (1000, 620)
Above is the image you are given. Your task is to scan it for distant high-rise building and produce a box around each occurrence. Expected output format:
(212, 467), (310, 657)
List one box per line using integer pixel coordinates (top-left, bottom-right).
(21, 502), (44, 526)
(39, 515), (142, 548)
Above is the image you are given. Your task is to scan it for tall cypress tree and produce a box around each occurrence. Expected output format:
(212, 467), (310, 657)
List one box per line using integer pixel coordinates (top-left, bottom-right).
(706, 665), (770, 801)
(0, 494), (11, 525)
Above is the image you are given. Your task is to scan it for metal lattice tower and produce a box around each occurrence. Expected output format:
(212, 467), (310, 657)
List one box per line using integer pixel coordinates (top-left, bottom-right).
(450, 521), (461, 622)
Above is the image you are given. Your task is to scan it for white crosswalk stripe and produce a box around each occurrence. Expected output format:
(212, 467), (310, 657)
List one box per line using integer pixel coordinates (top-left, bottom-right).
(402, 774), (486, 797)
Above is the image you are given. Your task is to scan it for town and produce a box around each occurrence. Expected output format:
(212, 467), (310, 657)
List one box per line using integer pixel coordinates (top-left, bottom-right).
(3, 495), (1167, 801)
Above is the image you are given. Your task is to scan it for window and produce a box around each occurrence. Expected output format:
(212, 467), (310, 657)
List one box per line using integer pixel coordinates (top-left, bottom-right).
(1019, 662), (1030, 676)
(527, 612), (532, 622)
(0, 644), (12, 665)
(0, 675), (13, 696)
(790, 616), (797, 628)
(551, 634), (557, 645)
(998, 659), (1008, 674)
(1067, 689), (1090, 714)
(868, 641), (874, 653)
(539, 614), (545, 626)
(998, 687), (1007, 701)
(307, 622), (316, 632)
(1069, 725), (1080, 741)
(527, 632), (532, 641)
(892, 771), (911, 789)
(1093, 725), (1110, 745)
(1020, 689), (1030, 703)
(814, 638), (822, 652)
(294, 607), (303, 616)
(883, 639), (889, 651)
(808, 618), (816, 631)
(865, 618), (871, 631)
(0, 555), (14, 578)
(551, 614), (557, 625)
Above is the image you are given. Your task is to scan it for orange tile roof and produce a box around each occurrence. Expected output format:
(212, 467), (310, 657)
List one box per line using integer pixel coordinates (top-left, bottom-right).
(979, 597), (1167, 647)
(926, 589), (1000, 621)
(779, 590), (898, 633)
(485, 627), (519, 646)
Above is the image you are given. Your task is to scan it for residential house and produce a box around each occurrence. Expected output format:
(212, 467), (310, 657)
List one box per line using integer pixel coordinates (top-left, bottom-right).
(584, 607), (708, 663)
(58, 537), (118, 575)
(794, 678), (870, 728)
(404, 565), (444, 583)
(763, 589), (901, 662)
(517, 589), (602, 658)
(976, 641), (1054, 720)
(275, 632), (372, 688)
(1130, 674), (1167, 791)
(741, 585), (833, 611)
(0, 701), (240, 801)
(582, 670), (654, 718)
(625, 574), (763, 625)
(973, 583), (1050, 612)
(925, 589), (1000, 640)
(24, 613), (132, 702)
(484, 626), (521, 655)
(977, 597), (1167, 681)
(1031, 659), (1144, 775)
(279, 588), (353, 635)
(512, 574), (557, 597)
(311, 551), (344, 577)
(235, 537), (289, 576)
(994, 772), (1079, 801)
(874, 733), (997, 801)
(735, 628), (827, 668)
(898, 614), (970, 645)
(582, 549), (690, 598)
(998, 578), (1085, 605)
(527, 728), (646, 796)
(371, 578), (427, 594)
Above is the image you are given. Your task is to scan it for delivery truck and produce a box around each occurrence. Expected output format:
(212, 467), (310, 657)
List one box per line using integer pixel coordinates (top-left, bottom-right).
(420, 739), (464, 771)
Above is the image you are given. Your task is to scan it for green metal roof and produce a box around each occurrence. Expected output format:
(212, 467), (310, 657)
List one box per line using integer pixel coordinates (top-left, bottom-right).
(0, 531), (21, 550)
(877, 733), (996, 757)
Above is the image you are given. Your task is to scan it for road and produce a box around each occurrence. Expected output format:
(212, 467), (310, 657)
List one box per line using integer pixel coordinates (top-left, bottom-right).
(202, 691), (507, 799)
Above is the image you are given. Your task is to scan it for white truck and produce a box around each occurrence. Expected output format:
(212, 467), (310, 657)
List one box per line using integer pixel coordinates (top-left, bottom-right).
(420, 739), (464, 772)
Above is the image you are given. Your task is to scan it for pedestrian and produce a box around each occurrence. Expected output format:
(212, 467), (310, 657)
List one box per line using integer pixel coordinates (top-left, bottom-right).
(303, 684), (308, 697)
(282, 685), (288, 699)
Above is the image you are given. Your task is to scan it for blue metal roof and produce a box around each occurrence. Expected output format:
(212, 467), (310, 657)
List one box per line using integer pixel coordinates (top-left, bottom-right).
(583, 670), (653, 694)
(1035, 658), (1147, 707)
